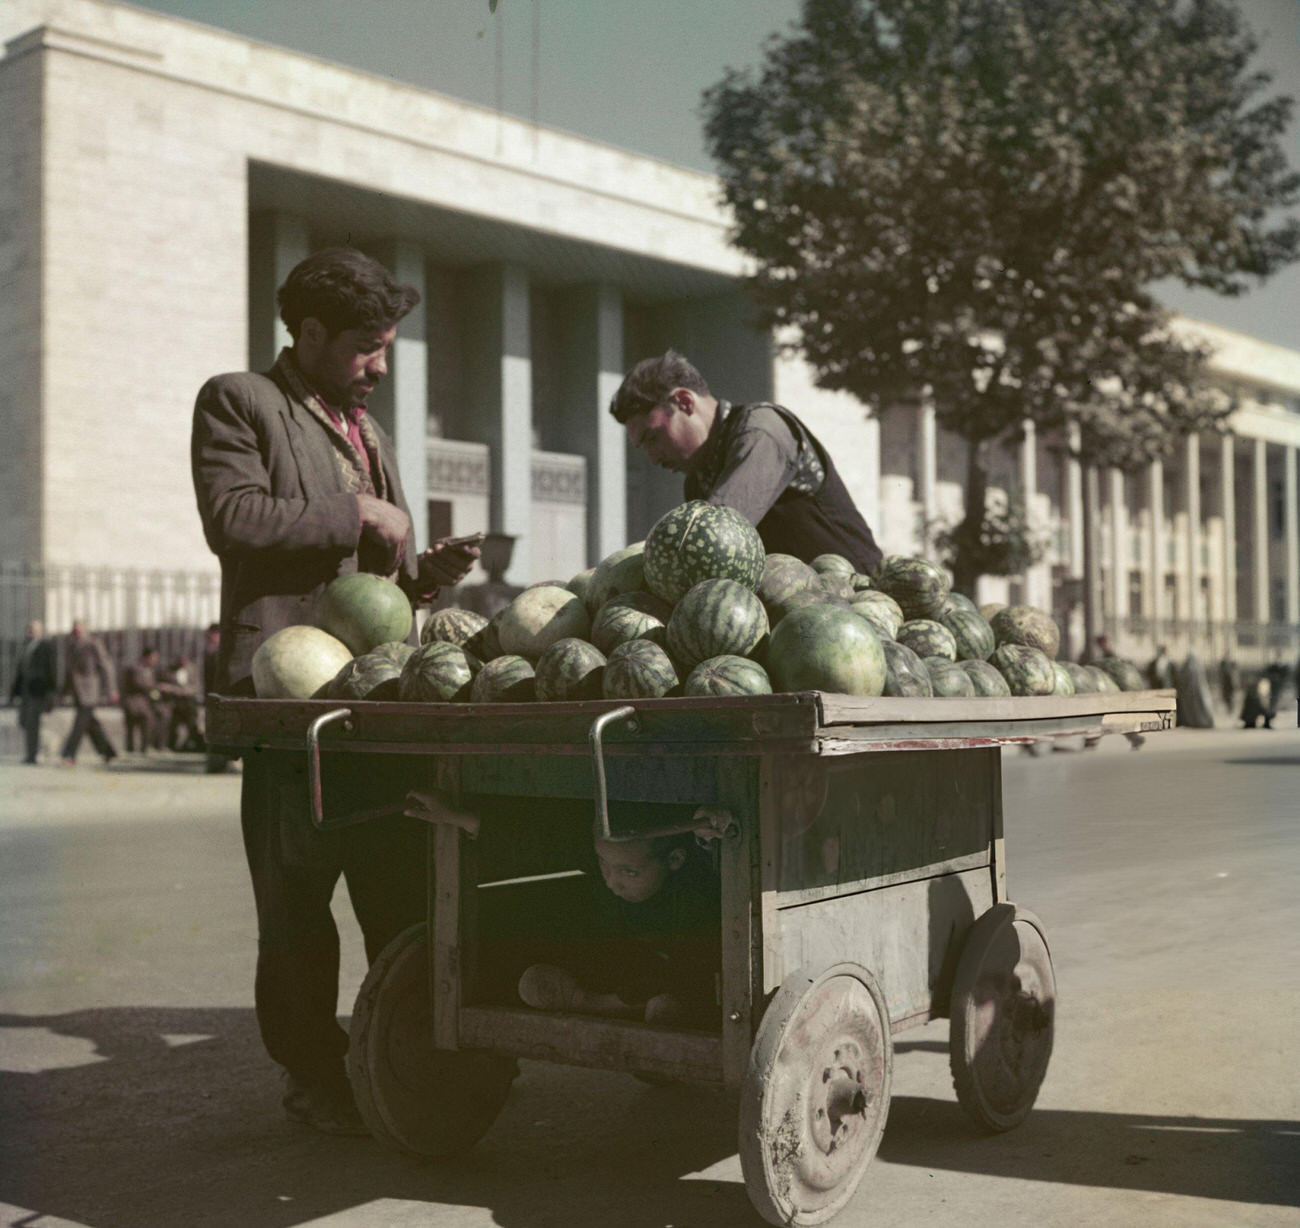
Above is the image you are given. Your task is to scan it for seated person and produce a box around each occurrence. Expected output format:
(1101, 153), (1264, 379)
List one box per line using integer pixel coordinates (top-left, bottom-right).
(518, 832), (721, 1029)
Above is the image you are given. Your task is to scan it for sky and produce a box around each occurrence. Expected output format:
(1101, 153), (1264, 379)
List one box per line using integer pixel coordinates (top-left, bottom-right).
(126, 0), (1300, 350)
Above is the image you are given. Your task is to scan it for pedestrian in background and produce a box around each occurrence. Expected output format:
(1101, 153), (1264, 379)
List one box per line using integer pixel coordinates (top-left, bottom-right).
(160, 654), (202, 751)
(59, 620), (119, 766)
(1218, 657), (1240, 713)
(121, 646), (162, 753)
(9, 619), (57, 764)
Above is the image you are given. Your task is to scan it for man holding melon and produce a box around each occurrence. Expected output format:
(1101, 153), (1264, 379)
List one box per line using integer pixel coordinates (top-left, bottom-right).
(191, 248), (480, 1134)
(610, 350), (883, 574)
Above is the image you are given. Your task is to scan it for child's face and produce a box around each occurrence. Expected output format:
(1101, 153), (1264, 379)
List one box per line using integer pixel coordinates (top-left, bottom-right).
(594, 838), (676, 903)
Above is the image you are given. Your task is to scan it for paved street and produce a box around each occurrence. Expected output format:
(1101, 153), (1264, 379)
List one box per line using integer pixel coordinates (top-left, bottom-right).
(1, 718), (1297, 1228)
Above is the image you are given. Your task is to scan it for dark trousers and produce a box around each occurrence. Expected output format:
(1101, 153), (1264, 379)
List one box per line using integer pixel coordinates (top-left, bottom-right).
(61, 705), (117, 761)
(123, 700), (157, 752)
(18, 697), (46, 762)
(240, 749), (427, 1084)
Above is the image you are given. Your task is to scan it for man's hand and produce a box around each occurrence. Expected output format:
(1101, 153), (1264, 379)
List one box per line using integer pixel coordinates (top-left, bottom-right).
(412, 536), (482, 602)
(356, 494), (412, 573)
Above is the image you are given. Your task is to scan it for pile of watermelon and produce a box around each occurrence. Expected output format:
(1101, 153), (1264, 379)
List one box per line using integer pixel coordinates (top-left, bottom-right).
(250, 502), (1149, 703)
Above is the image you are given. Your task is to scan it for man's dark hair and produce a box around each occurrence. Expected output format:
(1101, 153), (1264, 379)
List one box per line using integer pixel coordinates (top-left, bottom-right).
(277, 247), (420, 340)
(608, 350), (711, 423)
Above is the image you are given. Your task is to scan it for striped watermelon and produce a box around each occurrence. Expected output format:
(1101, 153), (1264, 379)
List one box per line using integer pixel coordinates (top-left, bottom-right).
(499, 586), (591, 660)
(769, 586), (848, 626)
(1094, 656), (1145, 692)
(566, 567), (597, 608)
(939, 607), (996, 661)
(990, 605), (1061, 660)
(882, 639), (933, 697)
(683, 655), (773, 697)
(766, 605), (886, 696)
(872, 556), (951, 619)
(421, 606), (489, 648)
(990, 644), (1055, 696)
(643, 501), (764, 604)
(465, 608), (505, 662)
(400, 641), (482, 702)
(942, 592), (979, 617)
(1086, 664), (1122, 694)
(1063, 661), (1097, 693)
(1051, 661), (1076, 696)
(585, 543), (647, 614)
(850, 591), (904, 639)
(979, 602), (1007, 622)
(810, 553), (854, 576)
(757, 553), (819, 612)
(603, 639), (679, 699)
(925, 656), (976, 697)
(328, 651), (403, 700)
(470, 655), (536, 703)
(959, 658), (1012, 696)
(818, 572), (858, 601)
(534, 638), (606, 701)
(371, 640), (416, 670)
(849, 573), (874, 593)
(896, 619), (959, 662)
(666, 579), (769, 671)
(589, 591), (673, 655)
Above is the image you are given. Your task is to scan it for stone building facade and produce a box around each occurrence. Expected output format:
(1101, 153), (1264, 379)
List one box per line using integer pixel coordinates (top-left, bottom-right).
(2, 0), (1297, 670)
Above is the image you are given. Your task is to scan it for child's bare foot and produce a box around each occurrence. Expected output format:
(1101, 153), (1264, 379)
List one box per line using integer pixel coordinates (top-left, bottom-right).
(643, 994), (686, 1026)
(518, 964), (584, 1012)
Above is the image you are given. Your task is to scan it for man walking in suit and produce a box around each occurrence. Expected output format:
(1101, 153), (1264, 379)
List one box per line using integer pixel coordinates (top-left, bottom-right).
(59, 620), (119, 766)
(120, 645), (163, 753)
(9, 619), (57, 764)
(192, 247), (480, 1135)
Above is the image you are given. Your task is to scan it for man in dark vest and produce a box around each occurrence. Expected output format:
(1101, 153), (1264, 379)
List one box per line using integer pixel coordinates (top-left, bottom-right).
(609, 350), (882, 573)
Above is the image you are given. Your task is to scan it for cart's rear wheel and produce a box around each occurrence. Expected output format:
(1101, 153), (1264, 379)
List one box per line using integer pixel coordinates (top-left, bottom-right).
(738, 963), (892, 1227)
(348, 923), (517, 1157)
(949, 903), (1055, 1132)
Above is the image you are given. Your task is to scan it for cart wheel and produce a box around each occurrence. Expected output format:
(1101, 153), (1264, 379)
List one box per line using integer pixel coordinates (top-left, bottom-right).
(949, 903), (1055, 1132)
(348, 923), (517, 1157)
(738, 963), (893, 1227)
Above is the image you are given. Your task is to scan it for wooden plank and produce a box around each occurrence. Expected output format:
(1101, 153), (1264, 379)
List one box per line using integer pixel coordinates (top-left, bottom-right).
(816, 689), (1176, 726)
(772, 850), (991, 911)
(432, 822), (462, 1050)
(758, 758), (784, 996)
(714, 759), (760, 1089)
(458, 1007), (723, 1083)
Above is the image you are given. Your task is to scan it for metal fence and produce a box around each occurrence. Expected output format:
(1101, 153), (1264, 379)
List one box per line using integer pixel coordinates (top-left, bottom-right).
(1, 561), (221, 697)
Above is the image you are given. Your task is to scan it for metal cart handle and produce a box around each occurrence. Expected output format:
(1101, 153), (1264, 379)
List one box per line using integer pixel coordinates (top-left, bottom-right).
(589, 705), (639, 841)
(307, 707), (354, 831)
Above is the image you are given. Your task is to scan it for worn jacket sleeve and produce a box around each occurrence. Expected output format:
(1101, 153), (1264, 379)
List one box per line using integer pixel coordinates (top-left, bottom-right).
(703, 414), (799, 525)
(191, 375), (361, 557)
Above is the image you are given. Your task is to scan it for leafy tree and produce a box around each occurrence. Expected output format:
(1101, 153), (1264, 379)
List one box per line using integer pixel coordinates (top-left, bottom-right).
(702, 0), (1299, 596)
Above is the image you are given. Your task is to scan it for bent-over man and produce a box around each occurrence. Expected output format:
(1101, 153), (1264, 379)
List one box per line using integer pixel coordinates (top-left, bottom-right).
(191, 247), (479, 1135)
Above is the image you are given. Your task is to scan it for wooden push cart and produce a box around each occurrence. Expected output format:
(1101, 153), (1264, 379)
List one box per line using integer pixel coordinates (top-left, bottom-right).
(209, 688), (1175, 1226)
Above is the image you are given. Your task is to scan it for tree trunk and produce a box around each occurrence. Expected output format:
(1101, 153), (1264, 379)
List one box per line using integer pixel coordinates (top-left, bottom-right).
(950, 439), (990, 597)
(1082, 464), (1101, 661)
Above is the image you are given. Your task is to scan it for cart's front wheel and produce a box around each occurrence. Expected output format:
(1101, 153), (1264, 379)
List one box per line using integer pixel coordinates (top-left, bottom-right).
(949, 903), (1055, 1132)
(738, 963), (893, 1227)
(348, 923), (517, 1157)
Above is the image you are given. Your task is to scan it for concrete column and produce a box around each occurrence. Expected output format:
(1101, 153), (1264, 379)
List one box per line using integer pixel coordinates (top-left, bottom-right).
(1109, 468), (1128, 621)
(248, 211), (309, 372)
(1286, 445), (1299, 625)
(1220, 434), (1237, 635)
(1018, 420), (1044, 608)
(862, 416), (883, 536)
(1184, 434), (1201, 628)
(1064, 423), (1085, 659)
(556, 284), (625, 564)
(464, 264), (533, 585)
(1252, 438), (1270, 623)
(1148, 460), (1165, 640)
(371, 241), (429, 551)
(917, 396), (938, 553)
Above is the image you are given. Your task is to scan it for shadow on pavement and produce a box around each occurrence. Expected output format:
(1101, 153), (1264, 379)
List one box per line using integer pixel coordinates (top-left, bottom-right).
(1223, 757), (1300, 767)
(880, 1094), (1300, 1209)
(105, 755), (232, 775)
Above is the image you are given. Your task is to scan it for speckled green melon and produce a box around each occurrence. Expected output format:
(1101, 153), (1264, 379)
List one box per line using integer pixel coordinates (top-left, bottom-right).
(643, 501), (764, 604)
(849, 573), (874, 593)
(882, 640), (933, 697)
(399, 641), (482, 702)
(990, 605), (1061, 660)
(849, 591), (904, 640)
(959, 658), (1012, 696)
(818, 572), (858, 601)
(666, 579), (769, 671)
(1051, 661), (1076, 696)
(313, 573), (413, 656)
(498, 586), (591, 661)
(585, 543), (647, 614)
(925, 656), (976, 697)
(990, 644), (1056, 696)
(810, 553), (855, 576)
(766, 605), (886, 696)
(1094, 656), (1145, 692)
(979, 603), (1007, 622)
(872, 555), (951, 620)
(683, 655), (773, 697)
(896, 619), (959, 662)
(534, 637), (606, 701)
(602, 639), (678, 699)
(589, 592), (673, 655)
(470, 654), (536, 703)
(252, 626), (353, 699)
(939, 607), (996, 662)
(327, 650), (404, 700)
(420, 606), (489, 648)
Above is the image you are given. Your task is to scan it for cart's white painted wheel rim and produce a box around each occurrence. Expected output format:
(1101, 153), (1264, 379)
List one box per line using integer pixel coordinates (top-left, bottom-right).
(739, 962), (892, 1226)
(950, 904), (1056, 1131)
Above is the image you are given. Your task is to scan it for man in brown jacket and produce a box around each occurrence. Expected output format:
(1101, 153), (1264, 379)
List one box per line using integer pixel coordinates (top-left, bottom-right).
(191, 248), (479, 1135)
(59, 620), (119, 766)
